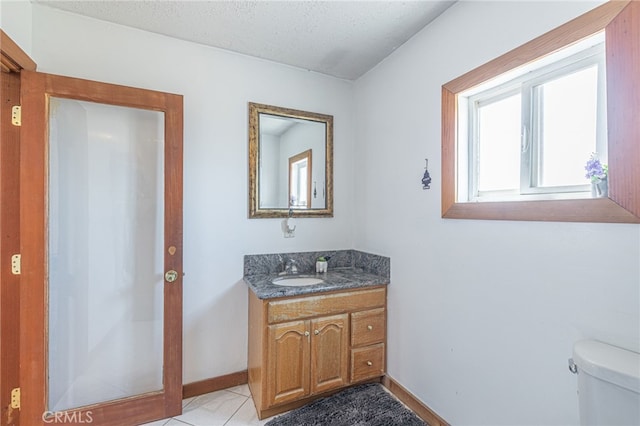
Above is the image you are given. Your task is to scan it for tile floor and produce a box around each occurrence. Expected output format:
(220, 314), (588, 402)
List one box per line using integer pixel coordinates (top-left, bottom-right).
(141, 383), (419, 426)
(140, 385), (268, 426)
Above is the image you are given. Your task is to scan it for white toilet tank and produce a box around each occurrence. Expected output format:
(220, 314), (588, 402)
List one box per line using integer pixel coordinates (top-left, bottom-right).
(572, 340), (640, 426)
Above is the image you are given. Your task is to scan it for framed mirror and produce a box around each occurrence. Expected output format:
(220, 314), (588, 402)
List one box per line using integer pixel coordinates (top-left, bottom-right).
(249, 102), (333, 218)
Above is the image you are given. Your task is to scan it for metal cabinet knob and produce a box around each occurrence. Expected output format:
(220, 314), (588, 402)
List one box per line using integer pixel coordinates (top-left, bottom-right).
(367, 325), (373, 331)
(304, 331), (310, 337)
(367, 361), (373, 366)
(314, 330), (320, 335)
(165, 270), (179, 283)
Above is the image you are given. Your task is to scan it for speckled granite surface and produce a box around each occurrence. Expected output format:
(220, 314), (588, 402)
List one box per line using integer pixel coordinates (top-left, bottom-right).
(244, 250), (390, 299)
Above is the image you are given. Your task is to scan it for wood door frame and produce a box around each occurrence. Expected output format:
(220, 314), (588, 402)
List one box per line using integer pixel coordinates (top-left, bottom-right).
(1, 29), (36, 426)
(1, 30), (37, 73)
(288, 149), (312, 208)
(19, 70), (183, 425)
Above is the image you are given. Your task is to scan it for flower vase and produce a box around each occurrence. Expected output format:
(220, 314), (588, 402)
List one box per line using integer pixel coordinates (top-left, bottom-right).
(316, 261), (327, 273)
(591, 176), (608, 198)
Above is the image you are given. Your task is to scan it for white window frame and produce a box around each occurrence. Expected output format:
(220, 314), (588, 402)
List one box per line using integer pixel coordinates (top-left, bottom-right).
(462, 41), (606, 202)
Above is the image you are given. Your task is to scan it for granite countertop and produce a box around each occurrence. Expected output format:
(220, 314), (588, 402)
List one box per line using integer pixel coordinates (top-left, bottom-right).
(244, 267), (389, 299)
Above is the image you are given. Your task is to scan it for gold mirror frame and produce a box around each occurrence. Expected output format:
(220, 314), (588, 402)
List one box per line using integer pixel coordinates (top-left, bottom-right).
(249, 102), (333, 218)
(442, 1), (639, 223)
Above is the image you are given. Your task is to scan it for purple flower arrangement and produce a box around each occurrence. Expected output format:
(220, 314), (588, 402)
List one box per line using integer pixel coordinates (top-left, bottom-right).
(585, 153), (608, 183)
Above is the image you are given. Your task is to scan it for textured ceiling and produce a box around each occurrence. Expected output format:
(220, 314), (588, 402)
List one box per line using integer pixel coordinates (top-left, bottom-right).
(34, 0), (456, 80)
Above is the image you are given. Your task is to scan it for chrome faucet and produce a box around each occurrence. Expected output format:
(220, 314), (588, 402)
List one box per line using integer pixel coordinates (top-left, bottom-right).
(283, 259), (298, 275)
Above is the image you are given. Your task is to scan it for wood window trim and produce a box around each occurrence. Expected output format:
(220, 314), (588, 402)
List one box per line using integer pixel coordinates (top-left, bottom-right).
(442, 1), (640, 223)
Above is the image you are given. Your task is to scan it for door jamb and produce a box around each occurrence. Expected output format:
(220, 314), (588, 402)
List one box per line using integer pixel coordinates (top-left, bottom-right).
(0, 28), (36, 426)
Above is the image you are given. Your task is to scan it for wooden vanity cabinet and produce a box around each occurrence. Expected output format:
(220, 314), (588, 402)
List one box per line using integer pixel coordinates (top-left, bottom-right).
(248, 286), (387, 419)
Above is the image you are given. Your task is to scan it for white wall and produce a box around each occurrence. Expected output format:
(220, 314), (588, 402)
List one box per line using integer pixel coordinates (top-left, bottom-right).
(354, 1), (640, 425)
(25, 4), (355, 384)
(259, 134), (280, 208)
(0, 0), (32, 55)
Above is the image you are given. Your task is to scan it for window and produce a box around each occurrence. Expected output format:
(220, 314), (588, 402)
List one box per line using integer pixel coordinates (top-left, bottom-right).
(460, 37), (606, 202)
(441, 1), (640, 223)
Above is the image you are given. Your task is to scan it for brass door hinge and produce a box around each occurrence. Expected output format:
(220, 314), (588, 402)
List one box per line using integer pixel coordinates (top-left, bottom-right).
(11, 254), (20, 275)
(10, 388), (19, 409)
(11, 105), (21, 126)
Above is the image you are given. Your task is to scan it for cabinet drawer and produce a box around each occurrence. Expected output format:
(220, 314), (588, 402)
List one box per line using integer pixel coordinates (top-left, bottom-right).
(351, 308), (385, 347)
(350, 343), (385, 382)
(268, 287), (386, 323)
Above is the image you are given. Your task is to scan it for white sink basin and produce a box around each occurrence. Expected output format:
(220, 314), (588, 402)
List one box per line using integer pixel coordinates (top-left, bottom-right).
(272, 276), (324, 287)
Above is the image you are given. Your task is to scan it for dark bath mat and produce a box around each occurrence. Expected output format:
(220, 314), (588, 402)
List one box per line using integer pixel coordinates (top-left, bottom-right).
(265, 383), (427, 426)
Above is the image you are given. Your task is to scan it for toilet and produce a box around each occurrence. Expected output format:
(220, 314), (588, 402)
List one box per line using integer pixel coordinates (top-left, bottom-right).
(571, 340), (640, 425)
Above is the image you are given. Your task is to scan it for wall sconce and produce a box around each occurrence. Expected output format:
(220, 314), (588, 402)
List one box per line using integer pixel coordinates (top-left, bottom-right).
(422, 159), (432, 189)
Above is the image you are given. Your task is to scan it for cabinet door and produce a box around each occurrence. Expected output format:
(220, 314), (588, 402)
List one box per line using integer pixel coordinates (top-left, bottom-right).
(268, 320), (310, 406)
(310, 314), (349, 394)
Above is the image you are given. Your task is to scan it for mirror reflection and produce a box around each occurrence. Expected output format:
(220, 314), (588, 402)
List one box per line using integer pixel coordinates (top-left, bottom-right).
(249, 103), (333, 218)
(288, 148), (312, 208)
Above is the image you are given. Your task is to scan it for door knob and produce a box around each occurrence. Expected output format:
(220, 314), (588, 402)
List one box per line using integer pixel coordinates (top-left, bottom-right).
(165, 270), (179, 283)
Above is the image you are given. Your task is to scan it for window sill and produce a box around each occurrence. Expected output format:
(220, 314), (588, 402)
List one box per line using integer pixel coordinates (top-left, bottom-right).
(442, 198), (640, 224)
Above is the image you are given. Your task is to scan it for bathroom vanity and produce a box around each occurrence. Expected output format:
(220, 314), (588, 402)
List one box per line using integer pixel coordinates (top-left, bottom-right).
(244, 250), (390, 419)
